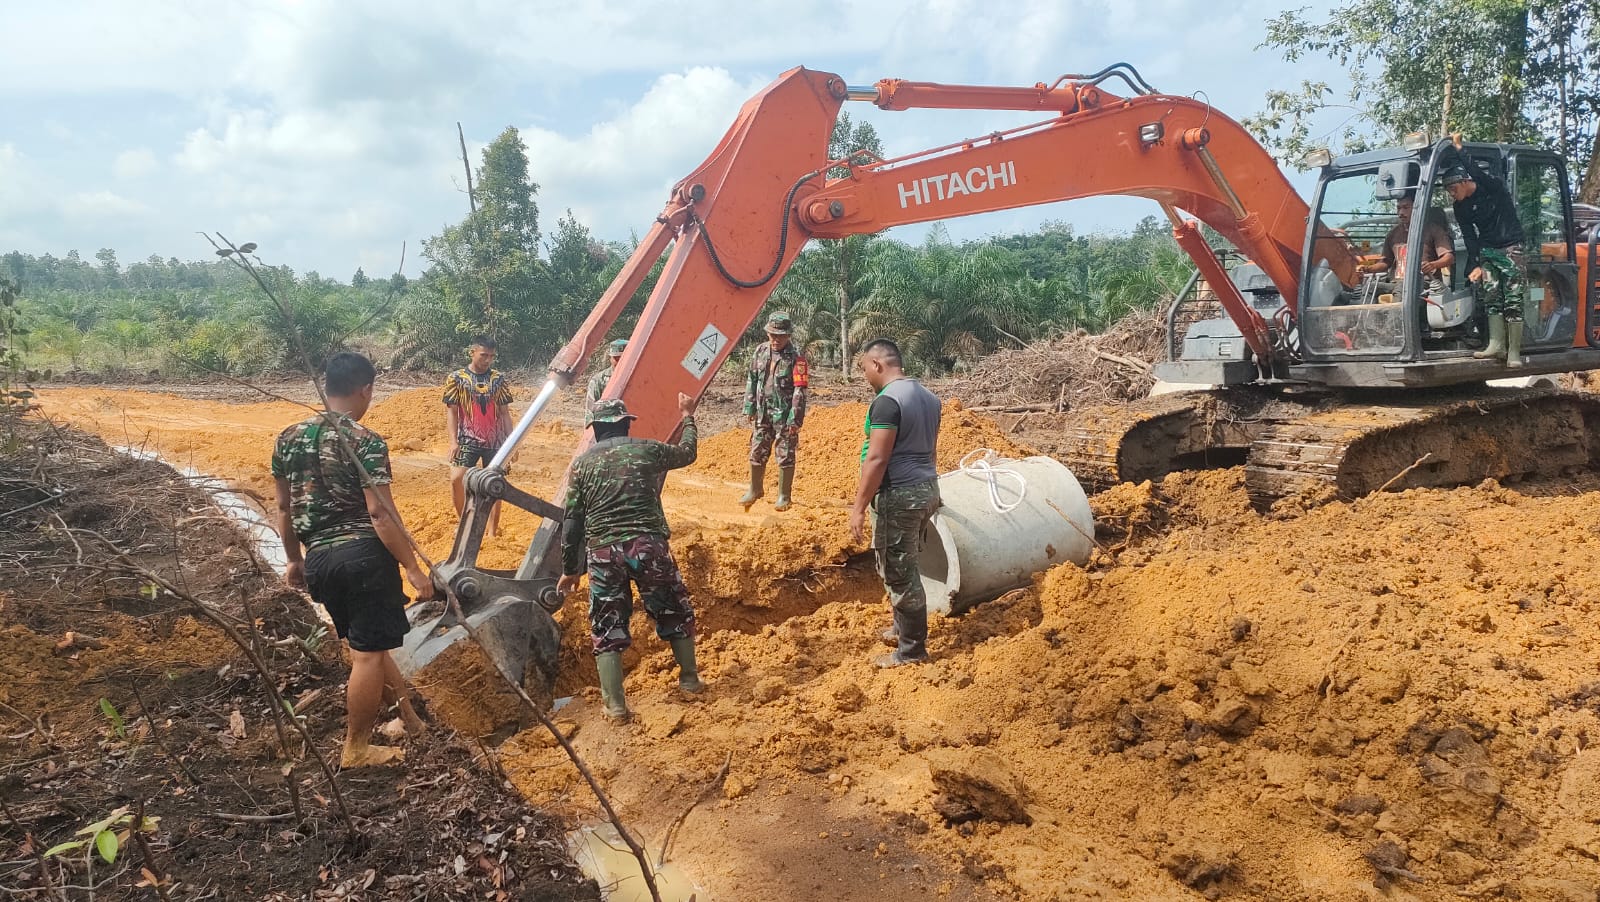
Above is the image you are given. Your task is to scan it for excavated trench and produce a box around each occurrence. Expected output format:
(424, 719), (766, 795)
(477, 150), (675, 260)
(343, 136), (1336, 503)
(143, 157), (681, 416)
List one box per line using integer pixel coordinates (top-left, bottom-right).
(36, 383), (1600, 900)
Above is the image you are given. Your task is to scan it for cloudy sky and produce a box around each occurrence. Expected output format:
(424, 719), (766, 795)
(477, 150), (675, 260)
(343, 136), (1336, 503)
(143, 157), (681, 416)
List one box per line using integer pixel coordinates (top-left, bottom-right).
(0, 0), (1345, 280)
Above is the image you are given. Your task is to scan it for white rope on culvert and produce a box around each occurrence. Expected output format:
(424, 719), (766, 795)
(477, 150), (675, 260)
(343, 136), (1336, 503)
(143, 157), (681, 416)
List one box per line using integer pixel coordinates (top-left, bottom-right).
(952, 448), (1026, 514)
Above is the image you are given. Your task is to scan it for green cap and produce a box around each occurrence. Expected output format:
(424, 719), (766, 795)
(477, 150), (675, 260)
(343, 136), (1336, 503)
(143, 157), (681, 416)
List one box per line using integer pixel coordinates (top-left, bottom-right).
(608, 339), (628, 356)
(586, 398), (638, 426)
(764, 311), (793, 335)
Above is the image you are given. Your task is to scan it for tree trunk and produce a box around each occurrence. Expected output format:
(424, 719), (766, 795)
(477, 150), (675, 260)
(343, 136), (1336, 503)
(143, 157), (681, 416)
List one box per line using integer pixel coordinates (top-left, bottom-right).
(1580, 129), (1600, 204)
(1441, 67), (1453, 136)
(1558, 35), (1570, 159)
(837, 252), (850, 378)
(1494, 4), (1531, 141)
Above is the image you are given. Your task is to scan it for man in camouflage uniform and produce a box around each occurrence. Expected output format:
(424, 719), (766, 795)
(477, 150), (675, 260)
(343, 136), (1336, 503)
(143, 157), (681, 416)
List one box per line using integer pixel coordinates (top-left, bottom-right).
(273, 351), (434, 768)
(443, 334), (515, 536)
(586, 339), (628, 411)
(1440, 149), (1528, 366)
(556, 395), (703, 723)
(741, 311), (809, 511)
(850, 339), (942, 668)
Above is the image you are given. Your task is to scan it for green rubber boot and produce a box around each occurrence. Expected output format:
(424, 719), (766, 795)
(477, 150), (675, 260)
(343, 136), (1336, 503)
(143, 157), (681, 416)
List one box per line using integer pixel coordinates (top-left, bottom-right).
(595, 651), (631, 724)
(669, 637), (706, 694)
(739, 464), (765, 510)
(1505, 318), (1525, 368)
(773, 467), (795, 512)
(1474, 314), (1506, 360)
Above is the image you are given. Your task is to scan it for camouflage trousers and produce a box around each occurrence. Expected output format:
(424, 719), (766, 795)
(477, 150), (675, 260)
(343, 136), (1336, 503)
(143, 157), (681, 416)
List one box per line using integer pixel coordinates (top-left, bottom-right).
(586, 533), (695, 655)
(1479, 245), (1526, 321)
(872, 479), (941, 660)
(749, 420), (799, 468)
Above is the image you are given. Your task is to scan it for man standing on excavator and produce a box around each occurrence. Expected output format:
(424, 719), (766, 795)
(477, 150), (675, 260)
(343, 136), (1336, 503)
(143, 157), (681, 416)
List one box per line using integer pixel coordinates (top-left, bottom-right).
(1439, 149), (1527, 366)
(556, 395), (704, 724)
(740, 311), (809, 512)
(851, 339), (942, 669)
(586, 339), (627, 411)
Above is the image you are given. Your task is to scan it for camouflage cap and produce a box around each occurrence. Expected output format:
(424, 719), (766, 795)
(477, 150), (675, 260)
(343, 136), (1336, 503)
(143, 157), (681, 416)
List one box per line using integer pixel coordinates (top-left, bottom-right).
(586, 398), (638, 426)
(764, 311), (793, 335)
(608, 339), (628, 356)
(1441, 166), (1473, 187)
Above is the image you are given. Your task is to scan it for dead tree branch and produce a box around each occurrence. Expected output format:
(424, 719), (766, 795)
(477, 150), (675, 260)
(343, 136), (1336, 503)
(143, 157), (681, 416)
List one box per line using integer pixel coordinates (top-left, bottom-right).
(71, 527), (354, 835)
(1377, 452), (1434, 493)
(129, 798), (173, 902)
(657, 752), (731, 869)
(0, 796), (67, 902)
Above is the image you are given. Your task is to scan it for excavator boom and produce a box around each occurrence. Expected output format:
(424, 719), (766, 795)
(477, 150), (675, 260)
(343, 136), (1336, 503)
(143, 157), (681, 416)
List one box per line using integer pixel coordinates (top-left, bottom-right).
(554, 65), (1356, 445)
(511, 64), (1353, 581)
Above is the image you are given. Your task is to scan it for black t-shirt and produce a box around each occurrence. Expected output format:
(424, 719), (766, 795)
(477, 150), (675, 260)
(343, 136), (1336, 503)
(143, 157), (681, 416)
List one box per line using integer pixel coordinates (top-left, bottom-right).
(868, 393), (902, 429)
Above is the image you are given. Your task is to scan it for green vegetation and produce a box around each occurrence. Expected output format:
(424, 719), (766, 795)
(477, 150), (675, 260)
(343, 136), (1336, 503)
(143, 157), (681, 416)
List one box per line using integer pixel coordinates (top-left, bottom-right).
(1, 275), (32, 440)
(1247, 0), (1600, 201)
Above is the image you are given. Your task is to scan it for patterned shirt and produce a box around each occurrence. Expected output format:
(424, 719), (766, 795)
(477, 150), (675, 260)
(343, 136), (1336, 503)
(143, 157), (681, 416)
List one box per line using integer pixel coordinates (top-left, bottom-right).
(270, 413), (392, 551)
(442, 367), (513, 448)
(585, 366), (613, 411)
(743, 342), (809, 426)
(561, 419), (698, 575)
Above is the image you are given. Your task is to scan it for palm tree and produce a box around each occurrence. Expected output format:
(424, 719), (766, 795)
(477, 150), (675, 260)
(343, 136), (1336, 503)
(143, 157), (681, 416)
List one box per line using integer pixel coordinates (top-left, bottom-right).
(768, 235), (880, 372)
(855, 227), (1033, 374)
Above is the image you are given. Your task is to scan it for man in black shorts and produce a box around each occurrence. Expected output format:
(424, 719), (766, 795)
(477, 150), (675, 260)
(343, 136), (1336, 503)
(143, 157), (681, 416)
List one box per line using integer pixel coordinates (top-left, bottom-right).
(273, 352), (435, 768)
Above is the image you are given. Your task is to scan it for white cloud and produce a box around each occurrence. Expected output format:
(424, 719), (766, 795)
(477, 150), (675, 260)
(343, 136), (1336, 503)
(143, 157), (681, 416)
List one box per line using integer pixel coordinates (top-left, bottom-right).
(521, 67), (771, 238)
(113, 148), (157, 180)
(61, 191), (149, 221)
(0, 145), (52, 215)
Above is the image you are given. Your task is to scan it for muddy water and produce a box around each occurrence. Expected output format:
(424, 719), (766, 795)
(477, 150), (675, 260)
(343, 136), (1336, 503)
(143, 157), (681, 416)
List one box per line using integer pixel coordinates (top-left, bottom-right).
(566, 822), (700, 901)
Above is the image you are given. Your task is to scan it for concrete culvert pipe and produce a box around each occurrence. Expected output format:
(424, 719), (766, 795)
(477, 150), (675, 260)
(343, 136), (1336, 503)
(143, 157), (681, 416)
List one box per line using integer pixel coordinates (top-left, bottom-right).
(918, 453), (1095, 615)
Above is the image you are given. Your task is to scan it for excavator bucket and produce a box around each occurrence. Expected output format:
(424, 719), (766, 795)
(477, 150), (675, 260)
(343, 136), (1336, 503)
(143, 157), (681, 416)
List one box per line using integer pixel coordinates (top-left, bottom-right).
(394, 468), (567, 736)
(395, 596), (561, 736)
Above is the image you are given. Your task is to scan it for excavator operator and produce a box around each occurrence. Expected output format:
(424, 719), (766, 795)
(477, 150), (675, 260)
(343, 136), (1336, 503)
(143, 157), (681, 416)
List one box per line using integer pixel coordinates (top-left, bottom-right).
(1359, 192), (1455, 297)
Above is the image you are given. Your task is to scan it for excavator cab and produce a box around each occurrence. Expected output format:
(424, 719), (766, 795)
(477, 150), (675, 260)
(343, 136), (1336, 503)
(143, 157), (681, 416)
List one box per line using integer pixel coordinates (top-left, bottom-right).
(1287, 140), (1589, 386)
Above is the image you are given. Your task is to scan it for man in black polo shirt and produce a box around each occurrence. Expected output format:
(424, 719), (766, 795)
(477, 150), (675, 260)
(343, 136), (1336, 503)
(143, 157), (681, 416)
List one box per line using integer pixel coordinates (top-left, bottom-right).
(850, 339), (942, 668)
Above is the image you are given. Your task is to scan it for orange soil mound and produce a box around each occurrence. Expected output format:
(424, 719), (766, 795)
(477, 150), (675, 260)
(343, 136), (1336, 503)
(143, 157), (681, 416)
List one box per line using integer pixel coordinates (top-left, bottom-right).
(362, 385), (578, 454)
(1, 606), (233, 731)
(361, 385), (449, 451)
(504, 470), (1600, 899)
(688, 400), (1035, 503)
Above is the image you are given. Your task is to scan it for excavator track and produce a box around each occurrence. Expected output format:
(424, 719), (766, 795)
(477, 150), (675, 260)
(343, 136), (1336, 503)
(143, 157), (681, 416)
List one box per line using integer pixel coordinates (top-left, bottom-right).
(1053, 387), (1600, 504)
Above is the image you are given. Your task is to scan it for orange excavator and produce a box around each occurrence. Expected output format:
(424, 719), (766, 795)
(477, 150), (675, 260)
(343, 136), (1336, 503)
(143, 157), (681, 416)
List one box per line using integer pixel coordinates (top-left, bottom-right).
(397, 64), (1600, 695)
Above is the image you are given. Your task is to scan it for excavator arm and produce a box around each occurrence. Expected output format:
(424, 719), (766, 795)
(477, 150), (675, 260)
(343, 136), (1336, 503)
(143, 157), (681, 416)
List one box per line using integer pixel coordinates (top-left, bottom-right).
(514, 63), (1360, 577)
